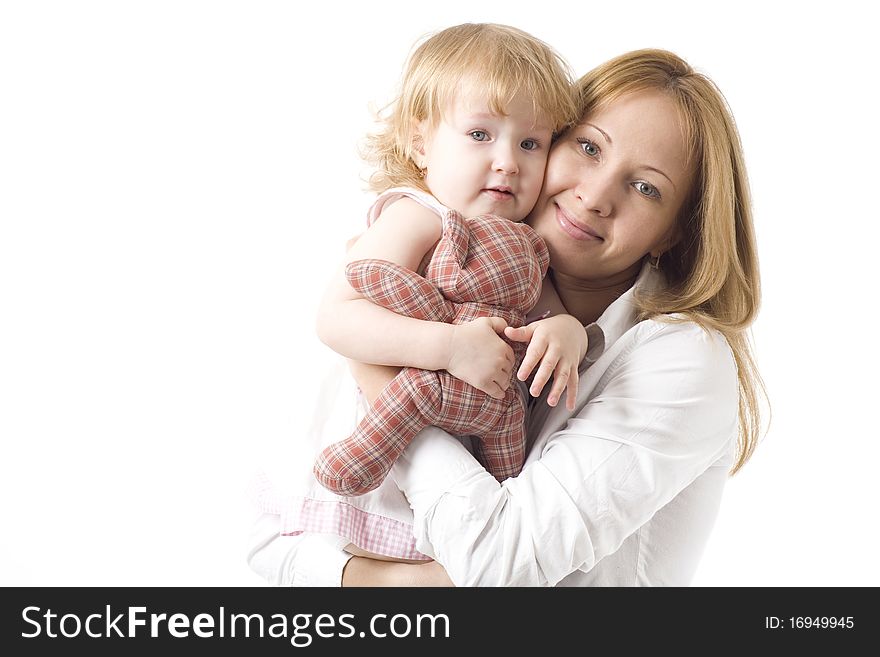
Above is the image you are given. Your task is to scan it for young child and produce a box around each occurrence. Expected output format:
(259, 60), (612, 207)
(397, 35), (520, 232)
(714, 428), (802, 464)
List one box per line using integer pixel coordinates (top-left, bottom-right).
(283, 23), (587, 562)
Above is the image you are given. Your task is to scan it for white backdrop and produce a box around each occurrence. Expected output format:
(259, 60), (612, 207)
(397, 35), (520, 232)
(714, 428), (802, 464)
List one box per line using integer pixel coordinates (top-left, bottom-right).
(1, 1), (877, 586)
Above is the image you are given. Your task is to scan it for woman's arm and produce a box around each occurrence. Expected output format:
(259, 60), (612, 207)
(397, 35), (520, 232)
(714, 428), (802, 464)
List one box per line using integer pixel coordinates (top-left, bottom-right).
(342, 556), (454, 587)
(391, 322), (739, 586)
(317, 198), (513, 398)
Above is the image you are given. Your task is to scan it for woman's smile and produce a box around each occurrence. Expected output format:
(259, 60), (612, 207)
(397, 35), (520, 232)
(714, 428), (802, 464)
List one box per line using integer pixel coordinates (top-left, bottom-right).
(554, 203), (603, 241)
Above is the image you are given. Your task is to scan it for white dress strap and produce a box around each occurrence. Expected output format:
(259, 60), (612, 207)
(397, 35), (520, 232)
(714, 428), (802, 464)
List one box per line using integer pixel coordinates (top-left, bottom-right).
(366, 187), (450, 226)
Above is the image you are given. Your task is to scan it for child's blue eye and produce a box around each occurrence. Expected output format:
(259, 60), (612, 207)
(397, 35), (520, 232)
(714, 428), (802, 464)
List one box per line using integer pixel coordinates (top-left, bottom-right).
(633, 181), (661, 199)
(576, 138), (599, 157)
(469, 131), (489, 141)
(521, 139), (539, 151)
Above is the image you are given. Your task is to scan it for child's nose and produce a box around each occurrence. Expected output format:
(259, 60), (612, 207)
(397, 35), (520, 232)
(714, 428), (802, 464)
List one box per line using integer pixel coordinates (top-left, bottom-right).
(492, 143), (519, 175)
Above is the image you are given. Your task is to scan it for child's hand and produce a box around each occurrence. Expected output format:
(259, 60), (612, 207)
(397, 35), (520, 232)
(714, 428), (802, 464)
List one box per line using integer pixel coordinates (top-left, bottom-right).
(505, 315), (588, 411)
(447, 317), (514, 400)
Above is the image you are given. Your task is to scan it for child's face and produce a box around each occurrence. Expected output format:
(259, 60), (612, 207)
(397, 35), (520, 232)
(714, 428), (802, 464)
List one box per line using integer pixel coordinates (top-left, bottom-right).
(417, 85), (552, 222)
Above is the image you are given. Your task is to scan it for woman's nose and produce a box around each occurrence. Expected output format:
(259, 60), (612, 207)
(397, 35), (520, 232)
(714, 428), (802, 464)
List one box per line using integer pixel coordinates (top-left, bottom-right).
(575, 174), (614, 217)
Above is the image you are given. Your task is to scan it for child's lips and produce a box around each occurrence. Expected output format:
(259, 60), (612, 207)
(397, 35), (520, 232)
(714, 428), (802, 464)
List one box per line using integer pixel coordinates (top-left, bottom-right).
(482, 187), (514, 201)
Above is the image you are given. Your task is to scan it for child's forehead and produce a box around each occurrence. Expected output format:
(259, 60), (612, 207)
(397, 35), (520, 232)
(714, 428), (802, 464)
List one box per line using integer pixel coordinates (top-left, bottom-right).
(442, 84), (553, 131)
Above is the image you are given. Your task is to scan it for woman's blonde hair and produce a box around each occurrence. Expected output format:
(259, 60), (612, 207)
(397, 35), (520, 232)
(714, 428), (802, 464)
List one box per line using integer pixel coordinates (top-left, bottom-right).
(363, 23), (579, 193)
(574, 49), (767, 474)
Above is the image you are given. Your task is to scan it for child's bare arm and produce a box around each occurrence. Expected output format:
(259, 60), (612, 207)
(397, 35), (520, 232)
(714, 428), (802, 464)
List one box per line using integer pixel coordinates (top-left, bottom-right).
(317, 198), (514, 399)
(316, 198), (446, 367)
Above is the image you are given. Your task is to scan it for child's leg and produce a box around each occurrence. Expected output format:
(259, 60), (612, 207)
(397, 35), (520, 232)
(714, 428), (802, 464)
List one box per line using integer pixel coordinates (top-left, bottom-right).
(469, 389), (527, 482)
(313, 368), (441, 496)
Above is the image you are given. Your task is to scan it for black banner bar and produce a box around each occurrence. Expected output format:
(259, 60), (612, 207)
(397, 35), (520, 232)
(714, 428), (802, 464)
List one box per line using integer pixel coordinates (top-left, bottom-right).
(0, 587), (872, 654)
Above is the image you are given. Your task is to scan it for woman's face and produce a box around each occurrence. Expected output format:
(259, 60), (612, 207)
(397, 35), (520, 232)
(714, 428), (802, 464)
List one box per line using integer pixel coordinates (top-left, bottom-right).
(528, 90), (694, 284)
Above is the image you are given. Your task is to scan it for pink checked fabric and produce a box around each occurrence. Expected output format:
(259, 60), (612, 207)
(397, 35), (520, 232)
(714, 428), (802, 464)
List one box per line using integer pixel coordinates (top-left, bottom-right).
(313, 209), (550, 496)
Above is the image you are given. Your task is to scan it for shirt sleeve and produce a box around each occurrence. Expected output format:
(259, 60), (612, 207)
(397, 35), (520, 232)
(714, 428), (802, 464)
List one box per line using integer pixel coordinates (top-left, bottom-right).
(390, 322), (739, 586)
(247, 513), (353, 587)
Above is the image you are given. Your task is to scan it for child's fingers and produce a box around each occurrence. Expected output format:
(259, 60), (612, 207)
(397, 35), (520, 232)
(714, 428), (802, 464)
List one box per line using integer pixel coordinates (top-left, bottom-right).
(529, 356), (557, 398)
(545, 363), (571, 407)
(480, 380), (507, 400)
(486, 316), (509, 335)
(565, 369), (579, 411)
(516, 340), (543, 381)
(504, 325), (532, 343)
(493, 367), (512, 392)
(517, 355), (536, 381)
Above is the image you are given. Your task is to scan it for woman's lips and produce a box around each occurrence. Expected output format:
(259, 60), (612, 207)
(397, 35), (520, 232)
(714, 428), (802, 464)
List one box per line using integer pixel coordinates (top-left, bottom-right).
(555, 204), (603, 241)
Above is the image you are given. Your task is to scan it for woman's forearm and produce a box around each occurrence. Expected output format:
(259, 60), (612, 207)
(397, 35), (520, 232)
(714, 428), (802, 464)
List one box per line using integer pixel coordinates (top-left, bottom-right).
(342, 556), (454, 587)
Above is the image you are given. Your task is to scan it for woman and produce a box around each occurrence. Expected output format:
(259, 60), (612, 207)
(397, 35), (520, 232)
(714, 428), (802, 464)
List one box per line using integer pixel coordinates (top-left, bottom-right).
(249, 48), (764, 586)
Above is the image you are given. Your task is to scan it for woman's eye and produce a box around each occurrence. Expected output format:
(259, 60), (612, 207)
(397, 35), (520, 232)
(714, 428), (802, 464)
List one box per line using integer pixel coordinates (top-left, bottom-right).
(576, 138), (599, 157)
(521, 139), (539, 151)
(469, 130), (489, 142)
(633, 181), (660, 199)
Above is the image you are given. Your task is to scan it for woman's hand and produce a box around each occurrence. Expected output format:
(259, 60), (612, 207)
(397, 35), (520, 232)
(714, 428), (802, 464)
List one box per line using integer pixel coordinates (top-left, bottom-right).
(446, 317), (514, 400)
(505, 314), (588, 410)
(342, 557), (455, 587)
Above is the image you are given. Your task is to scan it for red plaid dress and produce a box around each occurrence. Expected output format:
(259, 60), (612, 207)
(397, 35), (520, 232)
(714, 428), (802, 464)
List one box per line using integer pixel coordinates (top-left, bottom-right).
(313, 197), (549, 496)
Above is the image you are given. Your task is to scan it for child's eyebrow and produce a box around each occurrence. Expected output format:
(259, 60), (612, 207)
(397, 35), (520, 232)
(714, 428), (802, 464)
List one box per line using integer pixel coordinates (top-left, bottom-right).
(460, 111), (499, 120)
(461, 111), (553, 132)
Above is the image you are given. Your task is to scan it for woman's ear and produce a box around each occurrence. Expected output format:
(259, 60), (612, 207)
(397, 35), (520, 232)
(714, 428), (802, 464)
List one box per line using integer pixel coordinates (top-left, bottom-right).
(651, 223), (684, 258)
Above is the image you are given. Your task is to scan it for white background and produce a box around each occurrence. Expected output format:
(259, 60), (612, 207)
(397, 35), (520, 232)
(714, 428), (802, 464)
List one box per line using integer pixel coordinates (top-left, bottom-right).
(1, 1), (877, 587)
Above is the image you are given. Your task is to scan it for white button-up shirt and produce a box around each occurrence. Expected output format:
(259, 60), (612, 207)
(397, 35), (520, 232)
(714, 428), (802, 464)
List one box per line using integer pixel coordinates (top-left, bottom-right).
(392, 264), (738, 586)
(248, 264), (739, 586)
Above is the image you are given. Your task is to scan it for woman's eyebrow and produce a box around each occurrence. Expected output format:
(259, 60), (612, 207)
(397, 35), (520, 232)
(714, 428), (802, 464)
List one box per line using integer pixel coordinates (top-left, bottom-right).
(644, 166), (676, 191)
(586, 122), (676, 191)
(585, 122), (612, 144)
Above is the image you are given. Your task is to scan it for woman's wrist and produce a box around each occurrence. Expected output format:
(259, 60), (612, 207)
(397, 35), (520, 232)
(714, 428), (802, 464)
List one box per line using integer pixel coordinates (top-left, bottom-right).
(341, 557), (408, 586)
(342, 557), (454, 587)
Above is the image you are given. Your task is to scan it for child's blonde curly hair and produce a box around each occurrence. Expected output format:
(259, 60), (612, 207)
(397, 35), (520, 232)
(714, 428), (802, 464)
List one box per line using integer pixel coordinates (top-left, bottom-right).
(362, 23), (579, 194)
